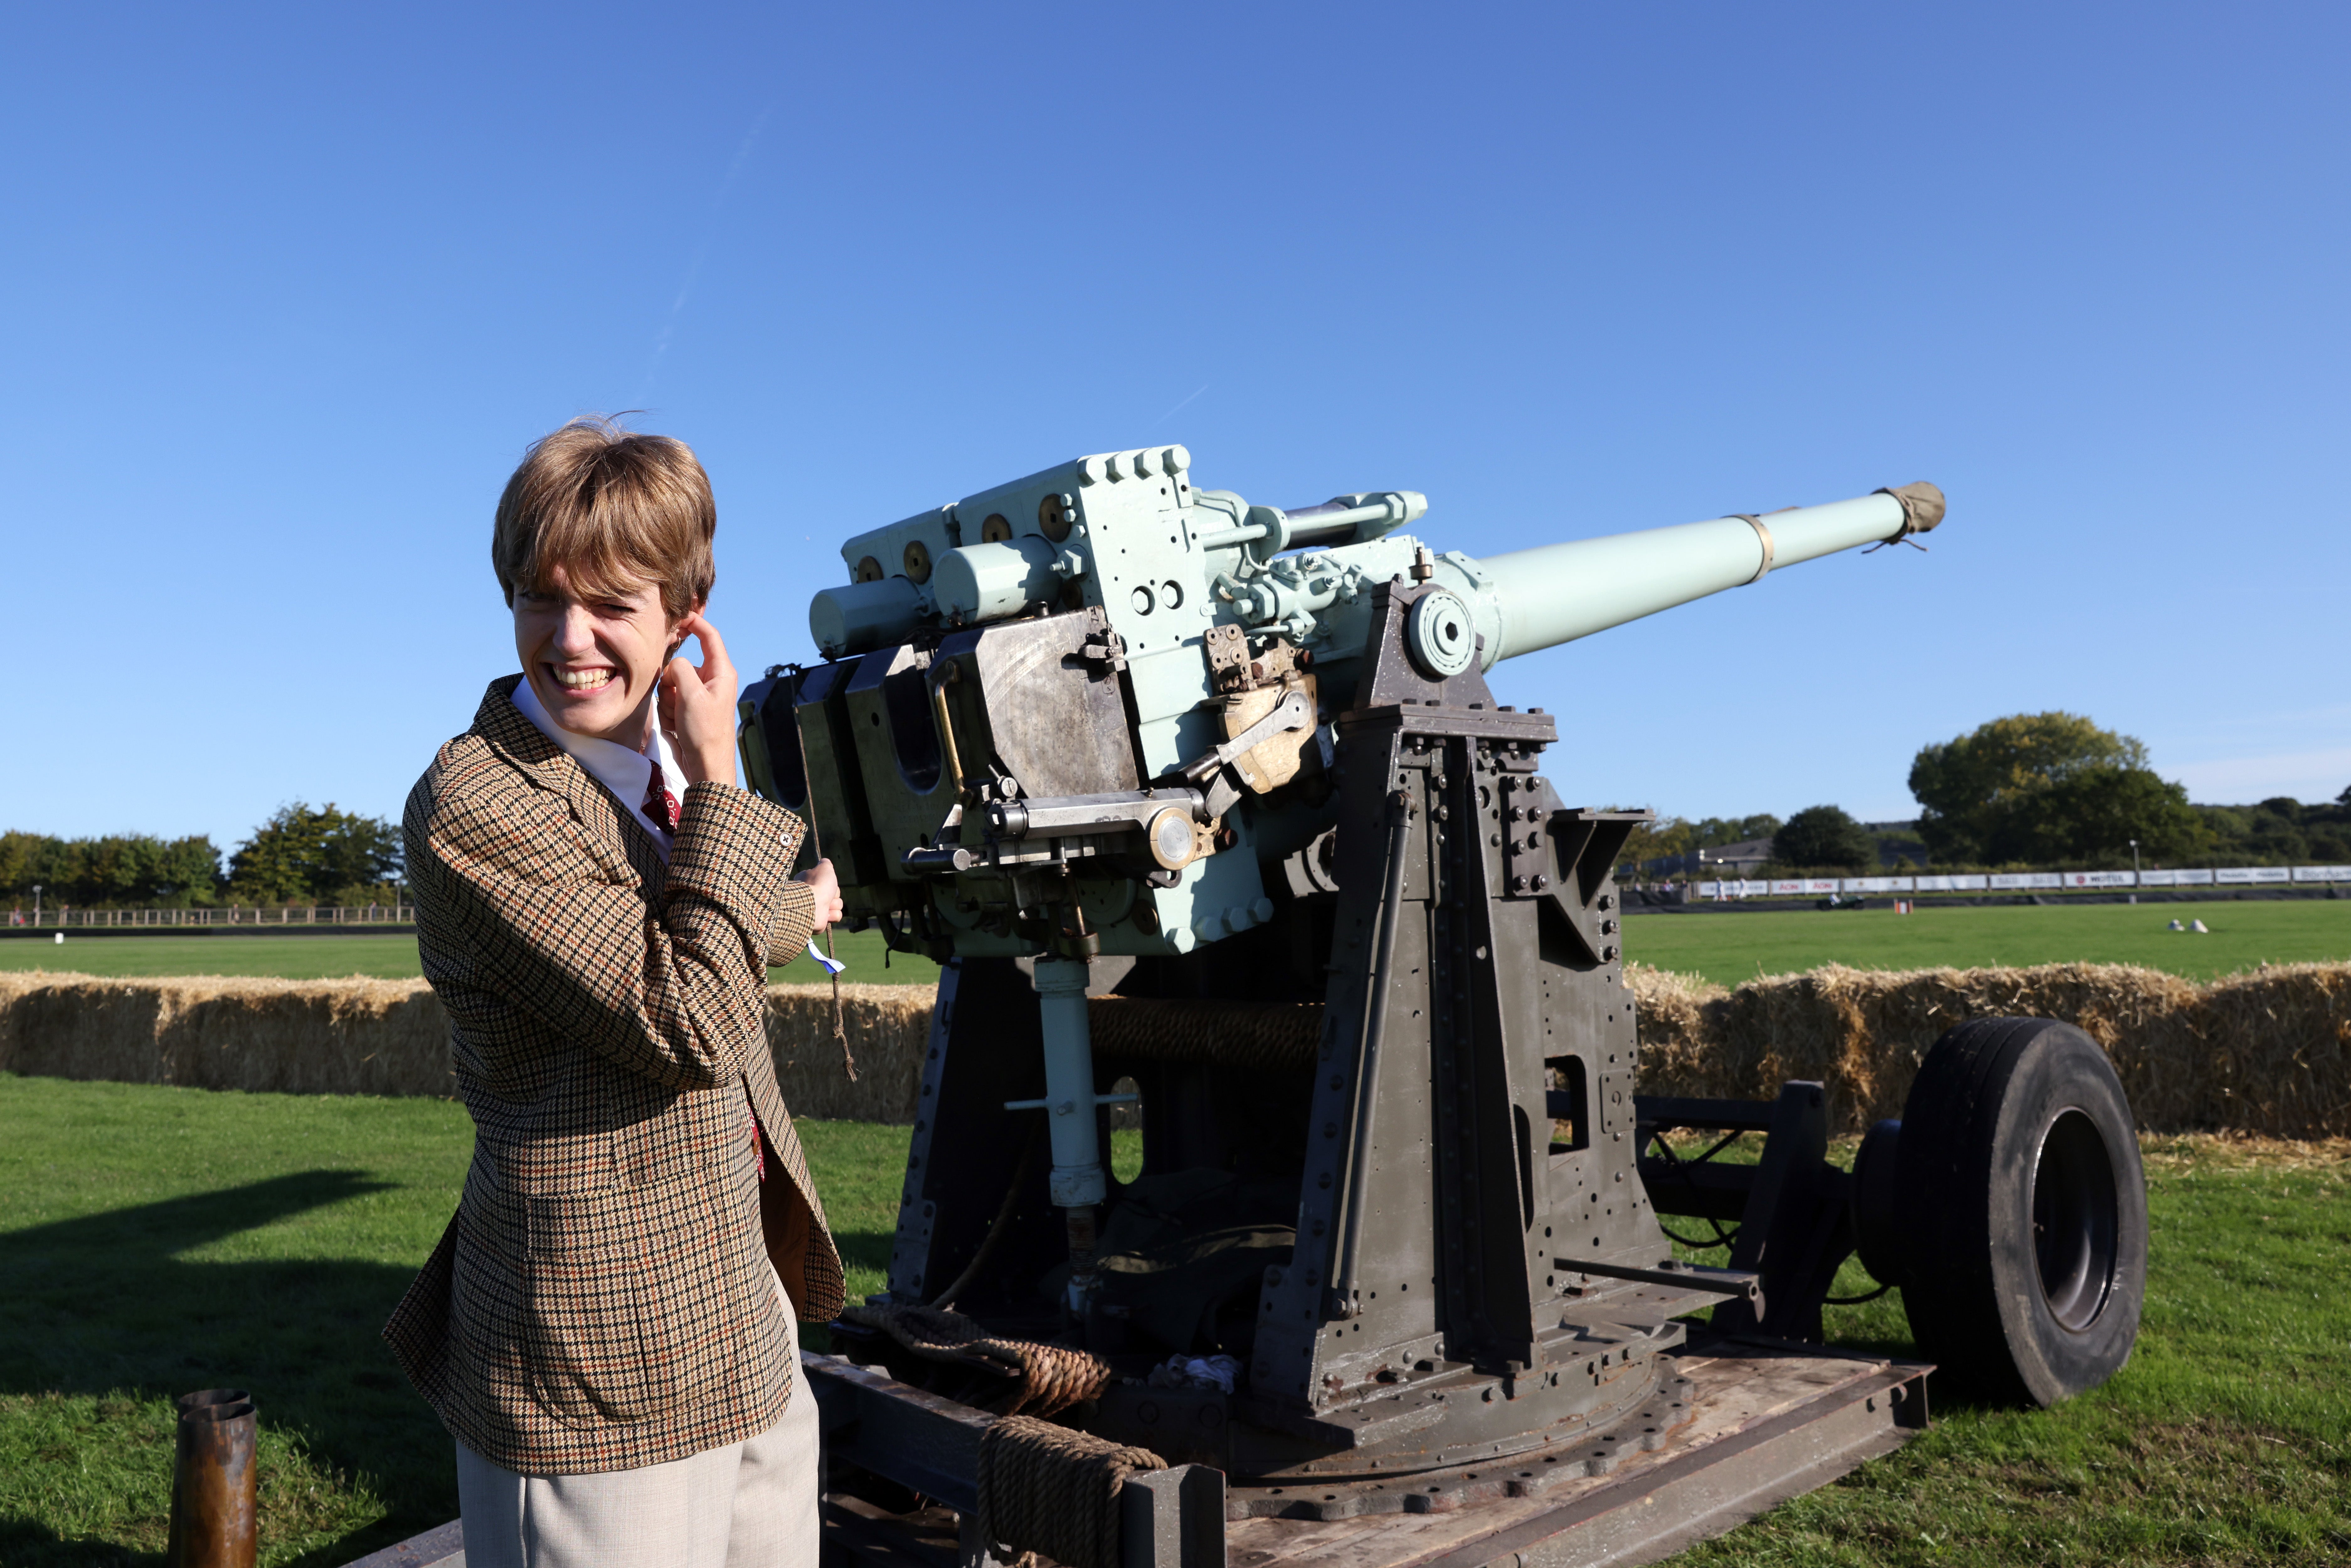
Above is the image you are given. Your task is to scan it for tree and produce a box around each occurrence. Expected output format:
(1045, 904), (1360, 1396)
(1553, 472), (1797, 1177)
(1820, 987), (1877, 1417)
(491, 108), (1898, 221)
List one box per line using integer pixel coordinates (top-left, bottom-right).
(1981, 766), (2210, 866)
(227, 803), (403, 905)
(1691, 813), (1782, 847)
(0, 830), (223, 905)
(1772, 805), (1876, 872)
(1910, 713), (2155, 864)
(1617, 815), (1695, 874)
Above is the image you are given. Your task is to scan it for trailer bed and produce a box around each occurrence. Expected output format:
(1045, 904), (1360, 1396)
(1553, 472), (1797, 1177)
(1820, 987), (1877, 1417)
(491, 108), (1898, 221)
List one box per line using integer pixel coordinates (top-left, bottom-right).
(809, 1338), (1928, 1568)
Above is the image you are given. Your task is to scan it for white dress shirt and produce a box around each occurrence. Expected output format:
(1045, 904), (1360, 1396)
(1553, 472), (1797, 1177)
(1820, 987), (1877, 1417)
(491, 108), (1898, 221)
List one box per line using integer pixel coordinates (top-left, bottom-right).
(510, 675), (689, 862)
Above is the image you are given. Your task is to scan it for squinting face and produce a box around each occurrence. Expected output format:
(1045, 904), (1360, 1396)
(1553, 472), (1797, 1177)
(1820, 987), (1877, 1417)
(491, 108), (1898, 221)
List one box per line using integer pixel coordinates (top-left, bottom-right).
(512, 564), (687, 746)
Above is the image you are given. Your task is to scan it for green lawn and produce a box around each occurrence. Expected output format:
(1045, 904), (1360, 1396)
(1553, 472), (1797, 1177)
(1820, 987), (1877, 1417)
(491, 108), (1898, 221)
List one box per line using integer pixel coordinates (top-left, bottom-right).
(0, 927), (939, 987)
(13, 903), (2342, 993)
(1666, 1132), (2351, 1565)
(3, 1074), (2344, 1565)
(1629, 898), (2351, 988)
(0, 1074), (923, 1566)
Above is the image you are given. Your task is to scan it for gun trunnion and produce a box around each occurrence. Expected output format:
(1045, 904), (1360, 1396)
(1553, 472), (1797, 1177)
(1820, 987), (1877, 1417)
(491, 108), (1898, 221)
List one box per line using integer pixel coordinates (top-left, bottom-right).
(740, 452), (2146, 1568)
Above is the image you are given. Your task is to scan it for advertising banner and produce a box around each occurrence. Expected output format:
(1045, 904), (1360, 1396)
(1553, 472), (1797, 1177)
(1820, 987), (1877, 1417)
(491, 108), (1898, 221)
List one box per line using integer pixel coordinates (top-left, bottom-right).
(1694, 865), (2340, 893)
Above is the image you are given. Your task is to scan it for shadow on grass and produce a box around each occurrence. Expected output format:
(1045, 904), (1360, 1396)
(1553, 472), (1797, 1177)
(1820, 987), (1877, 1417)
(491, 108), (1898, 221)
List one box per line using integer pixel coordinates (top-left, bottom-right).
(0, 1171), (443, 1566)
(0, 1516), (156, 1567)
(0, 1168), (911, 1565)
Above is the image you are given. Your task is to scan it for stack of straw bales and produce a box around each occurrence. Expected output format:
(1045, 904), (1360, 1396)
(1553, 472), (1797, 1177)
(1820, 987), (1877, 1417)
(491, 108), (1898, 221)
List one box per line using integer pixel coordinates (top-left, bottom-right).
(0, 970), (456, 1097)
(3, 962), (2344, 1137)
(0, 971), (936, 1121)
(1630, 961), (2351, 1137)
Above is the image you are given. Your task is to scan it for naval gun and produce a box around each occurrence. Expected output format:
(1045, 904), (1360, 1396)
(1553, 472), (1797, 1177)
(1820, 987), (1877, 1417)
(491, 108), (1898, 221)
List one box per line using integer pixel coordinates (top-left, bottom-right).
(740, 451), (2146, 1554)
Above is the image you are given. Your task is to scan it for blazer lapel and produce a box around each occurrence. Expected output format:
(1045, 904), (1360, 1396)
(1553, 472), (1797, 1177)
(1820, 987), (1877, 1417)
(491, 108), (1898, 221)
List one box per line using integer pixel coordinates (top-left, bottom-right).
(473, 676), (664, 886)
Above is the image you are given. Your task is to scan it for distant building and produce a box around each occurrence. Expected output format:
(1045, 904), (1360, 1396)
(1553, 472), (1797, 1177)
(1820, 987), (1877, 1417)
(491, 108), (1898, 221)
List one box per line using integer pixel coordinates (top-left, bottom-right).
(1640, 820), (1935, 879)
(1866, 820), (1931, 870)
(1696, 837), (1776, 874)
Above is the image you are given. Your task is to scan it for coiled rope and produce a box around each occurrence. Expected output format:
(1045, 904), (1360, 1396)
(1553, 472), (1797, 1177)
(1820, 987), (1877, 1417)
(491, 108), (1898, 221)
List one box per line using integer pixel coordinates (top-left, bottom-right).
(835, 1303), (1114, 1418)
(977, 1415), (1165, 1568)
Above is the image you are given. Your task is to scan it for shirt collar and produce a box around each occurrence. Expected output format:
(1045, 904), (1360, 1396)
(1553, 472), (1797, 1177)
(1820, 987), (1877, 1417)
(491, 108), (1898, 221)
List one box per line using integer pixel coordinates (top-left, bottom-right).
(509, 674), (688, 858)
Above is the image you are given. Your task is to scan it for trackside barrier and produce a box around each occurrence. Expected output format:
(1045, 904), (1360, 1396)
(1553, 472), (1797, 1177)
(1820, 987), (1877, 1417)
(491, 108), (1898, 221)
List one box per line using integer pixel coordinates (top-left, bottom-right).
(1694, 865), (2351, 898)
(2, 904), (410, 929)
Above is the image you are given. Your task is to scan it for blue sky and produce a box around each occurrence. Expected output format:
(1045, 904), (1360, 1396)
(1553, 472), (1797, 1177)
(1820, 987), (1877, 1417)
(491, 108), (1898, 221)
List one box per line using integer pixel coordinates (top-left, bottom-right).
(4, 3), (2345, 853)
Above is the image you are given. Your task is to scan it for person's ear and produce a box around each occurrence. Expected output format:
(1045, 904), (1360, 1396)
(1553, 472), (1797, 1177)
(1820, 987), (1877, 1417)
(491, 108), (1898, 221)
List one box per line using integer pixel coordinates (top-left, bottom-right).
(668, 596), (708, 659)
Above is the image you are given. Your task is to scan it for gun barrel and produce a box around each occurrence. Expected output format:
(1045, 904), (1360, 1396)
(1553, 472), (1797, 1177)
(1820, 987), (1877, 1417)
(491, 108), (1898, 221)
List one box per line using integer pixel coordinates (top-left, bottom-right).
(1478, 484), (1942, 663)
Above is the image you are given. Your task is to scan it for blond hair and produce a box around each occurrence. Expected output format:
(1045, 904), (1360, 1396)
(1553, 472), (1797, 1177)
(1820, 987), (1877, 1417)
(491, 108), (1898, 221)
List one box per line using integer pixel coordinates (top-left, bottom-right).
(492, 417), (716, 618)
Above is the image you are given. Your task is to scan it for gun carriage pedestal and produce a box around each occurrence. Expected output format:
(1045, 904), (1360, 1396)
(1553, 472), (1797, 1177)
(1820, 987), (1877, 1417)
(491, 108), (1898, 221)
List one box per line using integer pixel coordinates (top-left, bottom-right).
(741, 451), (2146, 1568)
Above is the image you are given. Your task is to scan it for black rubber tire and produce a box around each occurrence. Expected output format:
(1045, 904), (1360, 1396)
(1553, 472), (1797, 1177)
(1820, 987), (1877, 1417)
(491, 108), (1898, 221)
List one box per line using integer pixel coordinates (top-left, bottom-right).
(1895, 1017), (2147, 1406)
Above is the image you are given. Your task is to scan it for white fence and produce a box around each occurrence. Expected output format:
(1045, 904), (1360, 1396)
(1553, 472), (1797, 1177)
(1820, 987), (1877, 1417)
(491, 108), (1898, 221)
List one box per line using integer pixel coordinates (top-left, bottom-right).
(1700, 866), (2351, 898)
(5, 904), (410, 929)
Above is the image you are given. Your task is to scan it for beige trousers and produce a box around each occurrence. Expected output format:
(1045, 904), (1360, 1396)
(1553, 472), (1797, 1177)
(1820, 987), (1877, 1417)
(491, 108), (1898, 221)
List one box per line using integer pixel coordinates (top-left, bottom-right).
(456, 1285), (819, 1568)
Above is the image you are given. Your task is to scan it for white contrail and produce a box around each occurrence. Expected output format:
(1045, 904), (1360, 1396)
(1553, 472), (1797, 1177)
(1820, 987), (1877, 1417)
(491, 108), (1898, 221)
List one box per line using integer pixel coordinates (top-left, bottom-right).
(1151, 383), (1211, 428)
(637, 104), (777, 403)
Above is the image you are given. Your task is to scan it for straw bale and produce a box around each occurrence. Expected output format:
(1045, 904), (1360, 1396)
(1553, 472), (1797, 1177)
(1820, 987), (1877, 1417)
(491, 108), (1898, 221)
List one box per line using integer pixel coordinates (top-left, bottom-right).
(0, 970), (456, 1095)
(0, 969), (940, 1121)
(764, 982), (935, 1122)
(1625, 964), (1737, 1098)
(5, 959), (2344, 1137)
(1626, 961), (2351, 1137)
(0, 969), (172, 1084)
(2173, 963), (2351, 1138)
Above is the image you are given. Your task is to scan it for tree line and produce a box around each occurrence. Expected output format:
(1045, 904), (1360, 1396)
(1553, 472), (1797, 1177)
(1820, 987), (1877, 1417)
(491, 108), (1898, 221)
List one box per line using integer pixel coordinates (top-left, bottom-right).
(1, 803), (404, 910)
(1626, 712), (2351, 876)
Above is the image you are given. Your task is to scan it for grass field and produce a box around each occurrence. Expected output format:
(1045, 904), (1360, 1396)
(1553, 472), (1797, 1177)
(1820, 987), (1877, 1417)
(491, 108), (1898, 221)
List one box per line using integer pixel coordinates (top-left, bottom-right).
(7, 903), (2341, 992)
(0, 926), (941, 988)
(0, 1075), (923, 1567)
(1628, 898), (2351, 988)
(3, 1074), (2345, 1566)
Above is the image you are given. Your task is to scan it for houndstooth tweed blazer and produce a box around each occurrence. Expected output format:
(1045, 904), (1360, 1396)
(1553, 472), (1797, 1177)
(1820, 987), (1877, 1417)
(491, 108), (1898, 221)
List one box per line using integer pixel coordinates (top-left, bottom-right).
(384, 676), (846, 1475)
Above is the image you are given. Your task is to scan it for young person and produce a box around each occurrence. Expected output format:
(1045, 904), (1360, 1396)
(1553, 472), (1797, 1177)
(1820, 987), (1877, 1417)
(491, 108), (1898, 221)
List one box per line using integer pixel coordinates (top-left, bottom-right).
(385, 419), (846, 1568)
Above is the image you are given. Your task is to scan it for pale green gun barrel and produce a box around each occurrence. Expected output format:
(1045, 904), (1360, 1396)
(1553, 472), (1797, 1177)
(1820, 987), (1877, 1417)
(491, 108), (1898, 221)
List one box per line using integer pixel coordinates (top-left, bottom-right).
(1473, 483), (1945, 663)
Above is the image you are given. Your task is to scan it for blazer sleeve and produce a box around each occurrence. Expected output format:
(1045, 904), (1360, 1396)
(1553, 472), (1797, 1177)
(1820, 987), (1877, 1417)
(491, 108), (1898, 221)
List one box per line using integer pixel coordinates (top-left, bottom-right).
(764, 879), (820, 969)
(413, 776), (803, 1091)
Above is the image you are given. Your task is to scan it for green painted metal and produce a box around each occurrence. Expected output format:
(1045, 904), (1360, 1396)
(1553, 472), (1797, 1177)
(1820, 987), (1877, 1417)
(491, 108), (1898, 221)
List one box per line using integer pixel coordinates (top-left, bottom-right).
(761, 448), (1938, 967)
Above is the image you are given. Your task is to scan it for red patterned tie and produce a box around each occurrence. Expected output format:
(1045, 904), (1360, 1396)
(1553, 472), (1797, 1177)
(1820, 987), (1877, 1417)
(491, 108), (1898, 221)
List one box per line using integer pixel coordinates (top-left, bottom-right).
(640, 768), (680, 836)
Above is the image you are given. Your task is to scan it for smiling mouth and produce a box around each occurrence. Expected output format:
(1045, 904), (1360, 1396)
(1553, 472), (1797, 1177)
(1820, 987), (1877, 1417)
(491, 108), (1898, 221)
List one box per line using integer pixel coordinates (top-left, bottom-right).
(549, 666), (616, 693)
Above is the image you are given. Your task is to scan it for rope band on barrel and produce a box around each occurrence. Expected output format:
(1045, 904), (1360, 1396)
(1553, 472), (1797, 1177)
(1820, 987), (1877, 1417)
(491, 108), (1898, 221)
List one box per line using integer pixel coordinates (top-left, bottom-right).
(1085, 996), (1324, 1069)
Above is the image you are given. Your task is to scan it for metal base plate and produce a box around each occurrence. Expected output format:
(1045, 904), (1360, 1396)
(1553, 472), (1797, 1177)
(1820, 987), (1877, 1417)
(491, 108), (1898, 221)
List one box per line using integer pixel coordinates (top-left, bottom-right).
(1223, 1340), (1928, 1568)
(1227, 1377), (1698, 1519)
